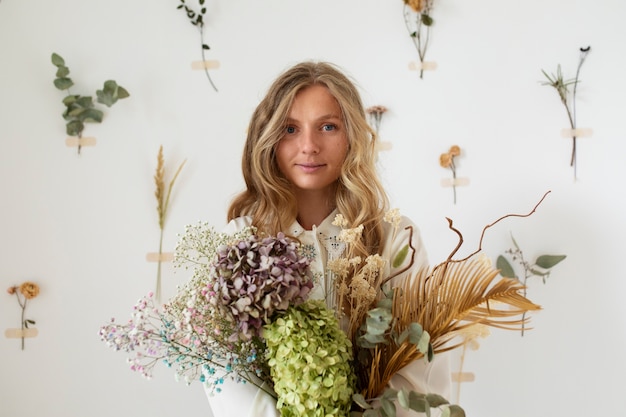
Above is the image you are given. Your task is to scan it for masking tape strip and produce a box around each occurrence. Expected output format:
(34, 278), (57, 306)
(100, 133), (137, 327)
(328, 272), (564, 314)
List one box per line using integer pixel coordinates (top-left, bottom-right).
(441, 177), (470, 187)
(191, 60), (221, 70)
(451, 372), (475, 382)
(560, 128), (593, 138)
(65, 137), (96, 147)
(146, 252), (174, 262)
(5, 328), (38, 339)
(408, 61), (438, 71)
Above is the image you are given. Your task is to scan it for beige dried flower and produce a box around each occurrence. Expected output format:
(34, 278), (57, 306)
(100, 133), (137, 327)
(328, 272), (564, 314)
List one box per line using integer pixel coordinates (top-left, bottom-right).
(383, 208), (401, 229)
(338, 225), (364, 245)
(449, 145), (461, 156)
(439, 152), (452, 168)
(332, 214), (348, 228)
(20, 282), (40, 299)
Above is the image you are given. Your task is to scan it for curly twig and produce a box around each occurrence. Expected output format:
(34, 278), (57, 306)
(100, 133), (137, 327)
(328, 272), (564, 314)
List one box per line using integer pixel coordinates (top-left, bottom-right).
(431, 191), (552, 276)
(381, 225), (416, 285)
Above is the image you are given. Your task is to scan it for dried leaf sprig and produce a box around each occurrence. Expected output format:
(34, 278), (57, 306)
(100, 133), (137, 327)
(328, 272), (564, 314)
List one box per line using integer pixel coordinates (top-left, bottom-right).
(51, 53), (130, 154)
(496, 234), (566, 336)
(403, 0), (435, 79)
(153, 145), (186, 302)
(7, 282), (40, 350)
(366, 105), (388, 136)
(439, 145), (461, 204)
(541, 46), (591, 179)
(177, 0), (218, 92)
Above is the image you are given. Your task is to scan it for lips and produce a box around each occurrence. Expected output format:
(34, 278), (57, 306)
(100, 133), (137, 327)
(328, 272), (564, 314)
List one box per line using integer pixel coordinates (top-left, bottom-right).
(296, 163), (325, 173)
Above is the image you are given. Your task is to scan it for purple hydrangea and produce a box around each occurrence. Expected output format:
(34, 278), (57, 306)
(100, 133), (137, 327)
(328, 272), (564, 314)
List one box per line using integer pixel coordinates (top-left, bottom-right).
(209, 232), (314, 341)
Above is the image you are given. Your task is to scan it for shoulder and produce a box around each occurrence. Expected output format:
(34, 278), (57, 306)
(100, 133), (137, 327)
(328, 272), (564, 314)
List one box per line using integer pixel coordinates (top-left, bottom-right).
(224, 216), (254, 234)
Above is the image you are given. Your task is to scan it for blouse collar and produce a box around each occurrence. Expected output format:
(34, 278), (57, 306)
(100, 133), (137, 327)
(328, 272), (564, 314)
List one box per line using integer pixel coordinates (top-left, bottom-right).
(288, 208), (339, 238)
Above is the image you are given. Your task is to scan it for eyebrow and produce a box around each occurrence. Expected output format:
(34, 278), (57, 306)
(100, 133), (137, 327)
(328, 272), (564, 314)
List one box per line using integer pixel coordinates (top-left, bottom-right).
(285, 114), (343, 123)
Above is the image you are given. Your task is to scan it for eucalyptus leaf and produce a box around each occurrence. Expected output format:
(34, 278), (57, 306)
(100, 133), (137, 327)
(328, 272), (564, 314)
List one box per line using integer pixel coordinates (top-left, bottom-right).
(62, 95), (79, 106)
(76, 96), (94, 108)
(496, 255), (516, 279)
(55, 66), (70, 78)
(421, 14), (433, 26)
(425, 393), (449, 407)
(51, 52), (65, 67)
(66, 120), (84, 136)
(406, 322), (424, 345)
(416, 329), (430, 354)
(392, 244), (409, 268)
(117, 86), (130, 99)
(54, 77), (73, 90)
(363, 410), (378, 417)
(80, 108), (103, 123)
(536, 254), (566, 269)
(352, 393), (370, 410)
(380, 397), (396, 417)
(408, 391), (427, 413)
(448, 404), (466, 417)
(397, 389), (409, 409)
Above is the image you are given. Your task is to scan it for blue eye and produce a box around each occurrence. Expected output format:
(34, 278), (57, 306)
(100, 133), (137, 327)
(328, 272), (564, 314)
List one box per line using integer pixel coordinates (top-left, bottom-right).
(285, 126), (296, 134)
(322, 124), (336, 132)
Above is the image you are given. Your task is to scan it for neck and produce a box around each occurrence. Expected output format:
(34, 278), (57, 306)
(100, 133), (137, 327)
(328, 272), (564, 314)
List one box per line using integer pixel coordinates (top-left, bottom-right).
(295, 190), (336, 231)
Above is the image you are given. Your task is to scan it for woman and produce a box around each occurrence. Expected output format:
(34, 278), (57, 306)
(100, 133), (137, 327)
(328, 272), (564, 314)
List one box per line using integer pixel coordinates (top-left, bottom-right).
(206, 61), (451, 417)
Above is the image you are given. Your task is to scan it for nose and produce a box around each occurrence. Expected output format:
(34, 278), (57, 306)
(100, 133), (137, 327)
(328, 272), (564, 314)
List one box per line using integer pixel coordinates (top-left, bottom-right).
(300, 128), (320, 154)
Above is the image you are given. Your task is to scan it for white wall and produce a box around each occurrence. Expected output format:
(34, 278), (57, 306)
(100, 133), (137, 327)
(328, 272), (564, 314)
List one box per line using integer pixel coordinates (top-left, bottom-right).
(1, 1), (625, 416)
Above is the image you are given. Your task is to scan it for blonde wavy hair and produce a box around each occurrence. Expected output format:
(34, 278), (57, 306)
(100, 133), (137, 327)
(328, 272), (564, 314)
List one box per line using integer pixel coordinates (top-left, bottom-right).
(228, 61), (389, 257)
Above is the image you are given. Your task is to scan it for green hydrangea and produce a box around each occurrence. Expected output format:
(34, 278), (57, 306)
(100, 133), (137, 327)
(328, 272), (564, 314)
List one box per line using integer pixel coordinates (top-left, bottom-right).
(264, 300), (355, 417)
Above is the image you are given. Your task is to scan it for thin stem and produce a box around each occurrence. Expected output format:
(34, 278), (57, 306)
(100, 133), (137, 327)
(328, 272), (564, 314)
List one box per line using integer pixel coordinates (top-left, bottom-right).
(451, 161), (457, 205)
(21, 298), (26, 350)
(199, 25), (218, 92)
(571, 46), (591, 178)
(156, 227), (164, 303)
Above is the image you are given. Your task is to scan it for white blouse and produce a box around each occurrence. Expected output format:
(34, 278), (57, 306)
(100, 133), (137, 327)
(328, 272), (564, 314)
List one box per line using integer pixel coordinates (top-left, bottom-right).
(205, 210), (451, 417)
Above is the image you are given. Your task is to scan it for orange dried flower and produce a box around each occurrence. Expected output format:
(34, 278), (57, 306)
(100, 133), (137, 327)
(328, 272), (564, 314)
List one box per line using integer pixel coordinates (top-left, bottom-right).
(404, 0), (426, 12)
(439, 153), (452, 168)
(19, 282), (40, 299)
(449, 145), (460, 156)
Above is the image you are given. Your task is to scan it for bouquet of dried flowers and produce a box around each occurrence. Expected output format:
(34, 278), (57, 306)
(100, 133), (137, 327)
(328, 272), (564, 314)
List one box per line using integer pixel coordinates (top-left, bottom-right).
(100, 224), (315, 392)
(101, 193), (546, 417)
(7, 281), (40, 350)
(330, 198), (544, 416)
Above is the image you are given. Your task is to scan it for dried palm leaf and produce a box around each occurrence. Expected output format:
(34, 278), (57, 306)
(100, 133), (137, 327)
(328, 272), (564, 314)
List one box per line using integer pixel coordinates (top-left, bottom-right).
(361, 256), (541, 399)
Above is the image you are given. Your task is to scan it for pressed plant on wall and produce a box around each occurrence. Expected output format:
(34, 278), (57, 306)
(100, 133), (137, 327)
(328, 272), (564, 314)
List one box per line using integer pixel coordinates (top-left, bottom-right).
(366, 105), (388, 136)
(176, 0), (218, 92)
(51, 53), (130, 154)
(439, 145), (463, 204)
(152, 145), (186, 302)
(496, 234), (566, 336)
(541, 46), (591, 180)
(6, 282), (40, 350)
(403, 0), (435, 79)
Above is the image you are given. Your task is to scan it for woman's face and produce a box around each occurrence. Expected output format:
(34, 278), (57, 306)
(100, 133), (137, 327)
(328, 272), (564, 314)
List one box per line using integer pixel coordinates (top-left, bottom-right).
(276, 84), (348, 201)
